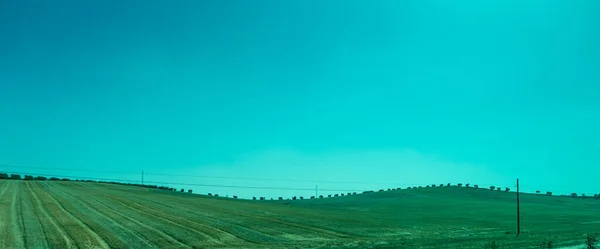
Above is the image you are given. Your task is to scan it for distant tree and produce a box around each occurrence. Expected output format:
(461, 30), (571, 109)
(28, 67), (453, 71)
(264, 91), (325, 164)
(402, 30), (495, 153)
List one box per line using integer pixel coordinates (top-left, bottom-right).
(23, 175), (34, 180)
(447, 183), (451, 187)
(0, 173), (8, 179)
(319, 195), (323, 198)
(253, 197), (257, 200)
(328, 194), (332, 198)
(10, 174), (21, 180)
(208, 193), (213, 196)
(300, 196), (304, 200)
(547, 192), (553, 196)
(270, 198), (273, 200)
(418, 186), (422, 188)
(457, 183), (463, 187)
(353, 192), (357, 195)
(363, 190), (374, 194)
(292, 196), (297, 200)
(60, 178), (70, 181)
(490, 186), (496, 191)
(340, 193), (344, 196)
(34, 176), (47, 180)
(440, 184), (444, 187)
(278, 197), (283, 200)
(233, 196), (238, 199)
(347, 192), (351, 195)
(474, 185), (479, 189)
(536, 190), (541, 194)
(334, 194), (339, 197)
(180, 188), (184, 192)
(379, 189), (384, 192)
(426, 185), (430, 188)
(188, 189), (193, 193)
(407, 187), (412, 189)
(595, 194), (598, 198)
(505, 187), (510, 192)
(497, 188), (501, 191)
(214, 194), (219, 197)
(571, 193), (578, 198)
(396, 188), (401, 190)
(310, 196), (315, 199)
(582, 193), (586, 198)
(466, 184), (470, 187)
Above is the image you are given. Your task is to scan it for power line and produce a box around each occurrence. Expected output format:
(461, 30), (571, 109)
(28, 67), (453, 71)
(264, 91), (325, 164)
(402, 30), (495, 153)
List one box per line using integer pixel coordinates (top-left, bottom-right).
(0, 171), (365, 192)
(2, 164), (584, 194)
(0, 163), (439, 185)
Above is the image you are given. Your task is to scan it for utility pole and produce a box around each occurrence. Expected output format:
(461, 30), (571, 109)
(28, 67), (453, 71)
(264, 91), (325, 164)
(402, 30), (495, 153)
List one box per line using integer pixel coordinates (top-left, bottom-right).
(516, 178), (521, 236)
(142, 170), (144, 186)
(316, 185), (318, 197)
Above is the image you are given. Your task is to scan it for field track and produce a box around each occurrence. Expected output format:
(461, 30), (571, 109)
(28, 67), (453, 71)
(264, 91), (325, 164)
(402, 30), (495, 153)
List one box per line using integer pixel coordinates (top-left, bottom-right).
(0, 179), (599, 249)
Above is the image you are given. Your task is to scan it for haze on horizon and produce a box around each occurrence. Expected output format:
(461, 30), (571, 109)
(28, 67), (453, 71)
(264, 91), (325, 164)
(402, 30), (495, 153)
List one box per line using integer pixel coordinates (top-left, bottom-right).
(1, 0), (599, 198)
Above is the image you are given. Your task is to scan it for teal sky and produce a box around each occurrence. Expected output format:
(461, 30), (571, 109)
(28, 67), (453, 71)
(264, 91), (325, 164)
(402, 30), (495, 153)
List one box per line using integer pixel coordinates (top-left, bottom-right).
(1, 1), (599, 198)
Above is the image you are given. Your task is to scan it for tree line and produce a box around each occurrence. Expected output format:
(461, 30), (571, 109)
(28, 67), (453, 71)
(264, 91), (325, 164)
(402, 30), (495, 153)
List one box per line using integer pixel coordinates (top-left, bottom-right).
(2, 173), (598, 200)
(0, 173), (194, 193)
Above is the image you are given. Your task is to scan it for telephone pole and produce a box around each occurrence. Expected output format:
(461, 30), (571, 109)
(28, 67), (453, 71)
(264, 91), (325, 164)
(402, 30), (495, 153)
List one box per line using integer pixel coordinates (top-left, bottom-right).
(516, 178), (521, 236)
(316, 185), (318, 197)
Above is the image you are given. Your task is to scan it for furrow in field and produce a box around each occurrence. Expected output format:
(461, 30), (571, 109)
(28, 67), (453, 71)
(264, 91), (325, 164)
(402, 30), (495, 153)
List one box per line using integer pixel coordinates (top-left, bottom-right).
(30, 182), (110, 249)
(0, 181), (24, 249)
(48, 182), (171, 248)
(19, 181), (50, 248)
(81, 193), (193, 249)
(10, 181), (25, 249)
(144, 197), (308, 239)
(194, 201), (349, 240)
(62, 183), (233, 244)
(104, 194), (226, 245)
(131, 191), (352, 240)
(51, 182), (196, 248)
(41, 182), (153, 249)
(26, 181), (75, 249)
(106, 194), (253, 244)
(141, 197), (283, 244)
(85, 183), (352, 242)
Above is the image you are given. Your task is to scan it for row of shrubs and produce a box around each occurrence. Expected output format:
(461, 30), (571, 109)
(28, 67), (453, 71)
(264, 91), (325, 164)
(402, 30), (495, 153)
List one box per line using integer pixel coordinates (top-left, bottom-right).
(4, 174), (597, 200)
(0, 173), (195, 193)
(0, 173), (70, 181)
(235, 183), (599, 201)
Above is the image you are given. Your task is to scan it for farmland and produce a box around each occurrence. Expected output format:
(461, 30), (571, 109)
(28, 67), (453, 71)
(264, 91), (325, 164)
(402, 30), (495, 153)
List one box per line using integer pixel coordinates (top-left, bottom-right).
(0, 179), (599, 248)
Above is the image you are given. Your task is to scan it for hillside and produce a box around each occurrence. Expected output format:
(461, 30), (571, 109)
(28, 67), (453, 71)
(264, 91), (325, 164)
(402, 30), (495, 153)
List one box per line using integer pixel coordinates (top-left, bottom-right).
(0, 179), (598, 248)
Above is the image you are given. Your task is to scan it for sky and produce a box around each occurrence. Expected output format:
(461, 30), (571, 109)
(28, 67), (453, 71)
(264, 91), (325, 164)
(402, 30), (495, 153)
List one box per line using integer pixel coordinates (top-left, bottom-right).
(1, 0), (599, 198)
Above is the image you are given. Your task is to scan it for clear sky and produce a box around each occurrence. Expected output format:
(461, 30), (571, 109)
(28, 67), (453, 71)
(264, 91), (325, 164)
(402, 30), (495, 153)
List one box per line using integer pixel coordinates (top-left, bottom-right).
(1, 0), (599, 198)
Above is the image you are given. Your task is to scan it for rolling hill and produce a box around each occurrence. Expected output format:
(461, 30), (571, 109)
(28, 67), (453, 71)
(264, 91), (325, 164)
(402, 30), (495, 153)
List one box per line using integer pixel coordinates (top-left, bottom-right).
(0, 179), (598, 248)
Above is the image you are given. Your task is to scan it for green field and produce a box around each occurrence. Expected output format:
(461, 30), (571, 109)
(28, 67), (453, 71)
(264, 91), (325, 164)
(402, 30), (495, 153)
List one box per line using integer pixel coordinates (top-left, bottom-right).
(0, 179), (598, 248)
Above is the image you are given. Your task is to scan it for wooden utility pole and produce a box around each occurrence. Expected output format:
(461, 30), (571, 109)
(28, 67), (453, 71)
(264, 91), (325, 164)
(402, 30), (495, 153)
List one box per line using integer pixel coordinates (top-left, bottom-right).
(517, 178), (521, 236)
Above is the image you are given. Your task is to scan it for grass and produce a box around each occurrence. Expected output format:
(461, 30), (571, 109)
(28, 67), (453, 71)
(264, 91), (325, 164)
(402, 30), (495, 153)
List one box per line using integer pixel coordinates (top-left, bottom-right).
(586, 233), (598, 249)
(0, 179), (599, 248)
